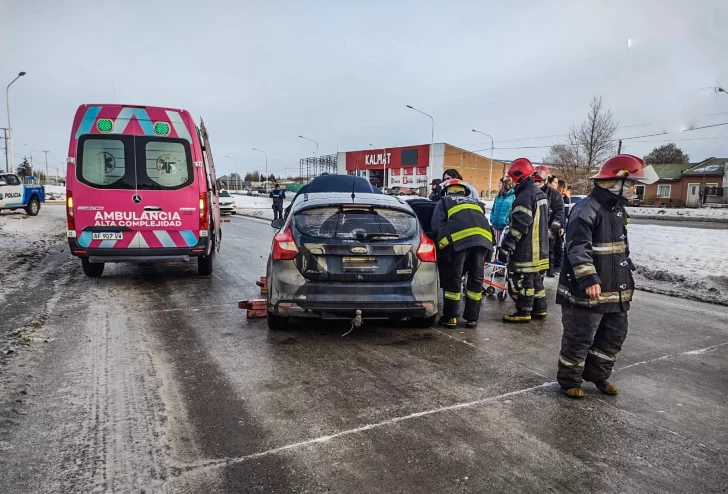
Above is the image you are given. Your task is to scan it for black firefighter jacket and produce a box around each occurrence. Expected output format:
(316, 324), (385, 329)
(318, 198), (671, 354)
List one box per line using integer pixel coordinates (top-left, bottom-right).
(543, 185), (565, 232)
(431, 195), (494, 253)
(501, 177), (550, 273)
(556, 185), (635, 313)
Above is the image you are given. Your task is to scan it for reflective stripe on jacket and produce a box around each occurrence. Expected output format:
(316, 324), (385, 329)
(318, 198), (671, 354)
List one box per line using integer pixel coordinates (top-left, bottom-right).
(500, 177), (549, 273)
(556, 185), (635, 313)
(431, 195), (494, 252)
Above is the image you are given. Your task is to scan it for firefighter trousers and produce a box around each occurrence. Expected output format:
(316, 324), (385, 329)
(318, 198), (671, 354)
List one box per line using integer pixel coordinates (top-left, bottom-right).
(510, 272), (547, 314)
(440, 247), (488, 321)
(557, 306), (629, 389)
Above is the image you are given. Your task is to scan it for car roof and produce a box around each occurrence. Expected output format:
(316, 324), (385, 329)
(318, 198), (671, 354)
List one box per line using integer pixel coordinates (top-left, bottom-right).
(292, 192), (412, 213)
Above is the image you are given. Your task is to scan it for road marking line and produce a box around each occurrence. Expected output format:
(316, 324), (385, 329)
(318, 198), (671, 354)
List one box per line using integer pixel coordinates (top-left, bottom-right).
(180, 381), (558, 472)
(616, 342), (728, 372)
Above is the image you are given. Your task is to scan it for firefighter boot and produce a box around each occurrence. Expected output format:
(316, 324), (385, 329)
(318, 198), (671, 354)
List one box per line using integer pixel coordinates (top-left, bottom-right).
(503, 311), (531, 323)
(563, 388), (584, 399)
(531, 311), (547, 319)
(466, 320), (478, 329)
(439, 317), (457, 329)
(594, 381), (619, 395)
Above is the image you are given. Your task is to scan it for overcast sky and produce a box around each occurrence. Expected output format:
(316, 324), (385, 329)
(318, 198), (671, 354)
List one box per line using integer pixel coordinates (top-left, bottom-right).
(2, 0), (728, 178)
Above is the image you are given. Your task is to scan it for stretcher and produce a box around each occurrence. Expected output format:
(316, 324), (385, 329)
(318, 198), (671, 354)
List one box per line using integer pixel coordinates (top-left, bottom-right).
(482, 259), (509, 301)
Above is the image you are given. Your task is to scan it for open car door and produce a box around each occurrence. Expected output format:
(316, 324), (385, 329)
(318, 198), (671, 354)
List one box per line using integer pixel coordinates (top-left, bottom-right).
(200, 119), (222, 253)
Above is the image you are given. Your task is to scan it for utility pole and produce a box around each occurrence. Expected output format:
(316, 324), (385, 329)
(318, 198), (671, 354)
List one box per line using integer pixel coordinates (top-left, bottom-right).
(0, 127), (8, 173)
(43, 150), (50, 184)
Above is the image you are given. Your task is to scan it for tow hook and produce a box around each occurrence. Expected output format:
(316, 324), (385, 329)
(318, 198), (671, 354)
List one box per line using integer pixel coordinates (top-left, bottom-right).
(342, 310), (363, 338)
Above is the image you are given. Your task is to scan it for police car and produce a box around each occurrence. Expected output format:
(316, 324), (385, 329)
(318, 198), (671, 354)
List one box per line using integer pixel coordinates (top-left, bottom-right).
(0, 174), (45, 216)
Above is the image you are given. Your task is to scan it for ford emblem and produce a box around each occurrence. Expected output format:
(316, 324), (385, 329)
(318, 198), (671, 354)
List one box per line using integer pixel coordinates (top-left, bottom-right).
(351, 246), (368, 254)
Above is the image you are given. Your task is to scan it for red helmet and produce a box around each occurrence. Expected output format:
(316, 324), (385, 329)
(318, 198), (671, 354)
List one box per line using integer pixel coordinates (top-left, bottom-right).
(592, 154), (658, 184)
(507, 158), (535, 185)
(534, 165), (550, 182)
(441, 178), (468, 196)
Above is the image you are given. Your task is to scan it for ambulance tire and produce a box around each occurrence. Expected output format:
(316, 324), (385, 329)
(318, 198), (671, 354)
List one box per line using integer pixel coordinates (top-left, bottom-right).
(82, 258), (104, 278)
(25, 198), (40, 216)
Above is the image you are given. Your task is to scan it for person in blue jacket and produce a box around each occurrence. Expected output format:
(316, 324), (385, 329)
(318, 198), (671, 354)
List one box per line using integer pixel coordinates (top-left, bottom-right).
(489, 176), (515, 249)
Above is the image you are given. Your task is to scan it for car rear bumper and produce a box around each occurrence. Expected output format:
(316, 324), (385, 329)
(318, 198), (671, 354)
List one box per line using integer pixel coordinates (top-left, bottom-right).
(268, 262), (439, 319)
(68, 238), (210, 263)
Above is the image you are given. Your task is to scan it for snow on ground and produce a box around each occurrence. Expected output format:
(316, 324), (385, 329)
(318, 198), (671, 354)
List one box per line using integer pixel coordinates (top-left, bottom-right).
(44, 185), (66, 202)
(0, 209), (67, 305)
(627, 206), (728, 222)
(628, 223), (728, 305)
(229, 192), (291, 221)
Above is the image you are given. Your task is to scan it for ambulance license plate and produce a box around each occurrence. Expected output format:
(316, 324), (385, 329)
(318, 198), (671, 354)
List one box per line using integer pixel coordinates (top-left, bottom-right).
(92, 232), (123, 240)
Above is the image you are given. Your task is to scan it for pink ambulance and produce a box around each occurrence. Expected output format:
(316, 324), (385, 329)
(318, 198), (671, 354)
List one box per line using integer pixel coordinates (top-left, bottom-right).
(66, 104), (222, 277)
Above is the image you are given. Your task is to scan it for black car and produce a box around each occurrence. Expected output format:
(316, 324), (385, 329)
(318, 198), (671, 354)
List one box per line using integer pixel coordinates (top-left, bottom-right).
(266, 186), (440, 330)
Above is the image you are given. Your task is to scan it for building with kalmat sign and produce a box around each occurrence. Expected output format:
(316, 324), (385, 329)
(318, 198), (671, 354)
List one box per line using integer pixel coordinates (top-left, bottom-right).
(336, 143), (504, 197)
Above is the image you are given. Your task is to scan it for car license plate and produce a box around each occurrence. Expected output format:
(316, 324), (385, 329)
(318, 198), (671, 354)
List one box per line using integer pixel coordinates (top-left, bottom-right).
(92, 232), (123, 240)
(342, 256), (377, 271)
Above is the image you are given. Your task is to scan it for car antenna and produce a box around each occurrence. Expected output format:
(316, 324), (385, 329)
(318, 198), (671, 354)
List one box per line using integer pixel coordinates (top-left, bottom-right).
(351, 179), (356, 202)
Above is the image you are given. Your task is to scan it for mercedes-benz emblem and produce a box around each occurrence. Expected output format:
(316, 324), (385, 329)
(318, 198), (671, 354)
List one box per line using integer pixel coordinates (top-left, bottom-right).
(132, 194), (142, 204)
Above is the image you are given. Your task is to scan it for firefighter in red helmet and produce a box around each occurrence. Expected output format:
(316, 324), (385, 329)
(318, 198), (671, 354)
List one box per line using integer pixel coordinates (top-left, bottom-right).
(498, 158), (550, 323)
(556, 154), (658, 399)
(533, 165), (565, 278)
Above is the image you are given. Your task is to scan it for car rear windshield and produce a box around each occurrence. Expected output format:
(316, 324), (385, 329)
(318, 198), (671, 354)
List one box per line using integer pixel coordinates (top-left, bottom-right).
(294, 206), (418, 239)
(76, 135), (193, 190)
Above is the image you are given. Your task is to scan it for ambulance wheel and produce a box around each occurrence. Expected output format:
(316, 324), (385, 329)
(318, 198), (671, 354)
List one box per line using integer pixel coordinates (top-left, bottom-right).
(25, 198), (40, 216)
(198, 253), (214, 276)
(497, 290), (508, 302)
(82, 259), (104, 278)
(267, 311), (289, 330)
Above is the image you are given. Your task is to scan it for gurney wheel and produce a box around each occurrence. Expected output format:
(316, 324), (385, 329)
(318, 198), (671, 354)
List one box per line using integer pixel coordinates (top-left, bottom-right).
(497, 290), (508, 302)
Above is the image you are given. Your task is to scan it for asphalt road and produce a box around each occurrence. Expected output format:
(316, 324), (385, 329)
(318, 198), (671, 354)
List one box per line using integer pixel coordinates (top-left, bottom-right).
(1, 206), (726, 493)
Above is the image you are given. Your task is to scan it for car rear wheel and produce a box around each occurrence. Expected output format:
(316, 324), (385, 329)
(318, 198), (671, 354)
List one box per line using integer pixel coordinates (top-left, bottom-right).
(81, 258), (104, 278)
(198, 253), (214, 275)
(25, 198), (40, 216)
(412, 315), (437, 328)
(267, 311), (289, 330)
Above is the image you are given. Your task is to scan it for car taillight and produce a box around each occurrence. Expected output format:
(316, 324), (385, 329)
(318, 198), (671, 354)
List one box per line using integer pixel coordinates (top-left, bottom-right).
(199, 192), (209, 231)
(416, 231), (437, 262)
(272, 227), (299, 260)
(66, 191), (75, 230)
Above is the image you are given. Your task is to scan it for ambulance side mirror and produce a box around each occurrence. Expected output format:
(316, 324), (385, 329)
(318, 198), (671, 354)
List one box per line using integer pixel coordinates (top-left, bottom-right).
(271, 218), (284, 230)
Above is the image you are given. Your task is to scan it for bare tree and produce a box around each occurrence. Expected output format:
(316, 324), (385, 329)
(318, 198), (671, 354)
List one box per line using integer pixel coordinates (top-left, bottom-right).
(544, 96), (618, 193)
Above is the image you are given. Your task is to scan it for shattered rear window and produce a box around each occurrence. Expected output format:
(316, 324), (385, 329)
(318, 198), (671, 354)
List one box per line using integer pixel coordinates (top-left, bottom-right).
(294, 206), (417, 239)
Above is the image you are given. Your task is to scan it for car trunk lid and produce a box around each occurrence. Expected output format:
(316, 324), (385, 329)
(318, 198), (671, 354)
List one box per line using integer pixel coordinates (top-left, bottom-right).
(292, 205), (420, 282)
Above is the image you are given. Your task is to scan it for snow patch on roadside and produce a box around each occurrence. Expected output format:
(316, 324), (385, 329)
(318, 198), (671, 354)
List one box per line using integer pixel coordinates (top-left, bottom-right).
(629, 224), (728, 305)
(627, 206), (728, 222)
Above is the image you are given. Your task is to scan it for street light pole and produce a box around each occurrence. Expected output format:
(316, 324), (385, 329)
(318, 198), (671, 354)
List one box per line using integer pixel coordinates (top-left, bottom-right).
(252, 148), (268, 190)
(6, 71), (27, 173)
(406, 105), (435, 187)
(472, 129), (495, 199)
(298, 135), (319, 156)
(43, 150), (50, 184)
